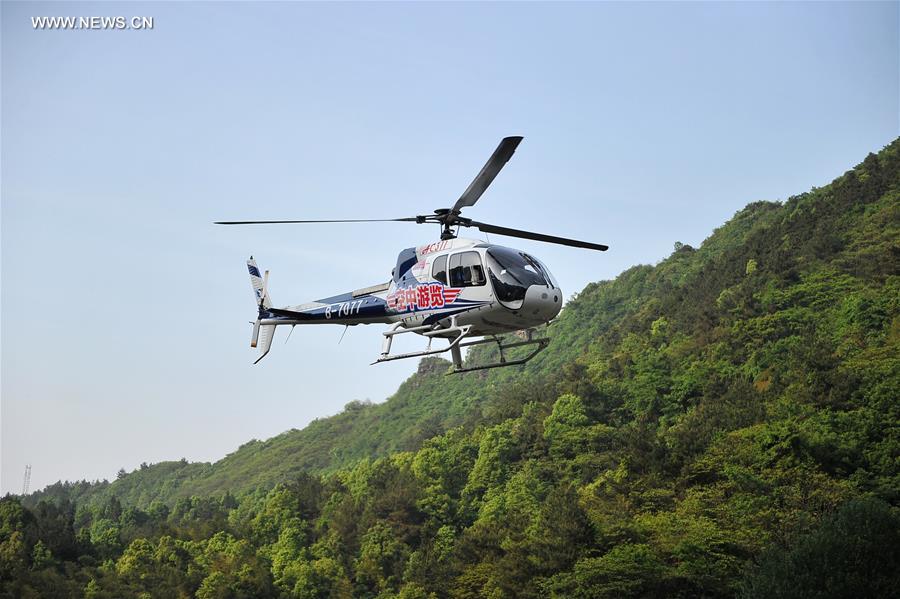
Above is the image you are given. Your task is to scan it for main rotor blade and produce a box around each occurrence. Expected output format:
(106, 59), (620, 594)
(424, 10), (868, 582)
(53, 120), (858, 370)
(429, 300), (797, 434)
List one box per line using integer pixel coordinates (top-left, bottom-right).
(215, 218), (419, 225)
(450, 136), (523, 216)
(469, 220), (609, 251)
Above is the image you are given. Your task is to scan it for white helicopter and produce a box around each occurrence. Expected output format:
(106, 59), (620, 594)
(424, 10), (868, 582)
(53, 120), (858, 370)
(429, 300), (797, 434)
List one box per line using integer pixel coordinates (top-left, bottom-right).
(216, 136), (607, 373)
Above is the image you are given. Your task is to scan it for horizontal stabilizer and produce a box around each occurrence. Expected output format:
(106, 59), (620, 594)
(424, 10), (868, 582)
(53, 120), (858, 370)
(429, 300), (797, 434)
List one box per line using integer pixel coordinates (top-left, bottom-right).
(267, 307), (316, 320)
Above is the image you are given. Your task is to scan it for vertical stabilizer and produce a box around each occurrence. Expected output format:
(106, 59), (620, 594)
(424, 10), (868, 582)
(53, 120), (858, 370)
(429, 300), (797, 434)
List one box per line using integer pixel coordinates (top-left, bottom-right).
(247, 256), (272, 309)
(247, 256), (276, 363)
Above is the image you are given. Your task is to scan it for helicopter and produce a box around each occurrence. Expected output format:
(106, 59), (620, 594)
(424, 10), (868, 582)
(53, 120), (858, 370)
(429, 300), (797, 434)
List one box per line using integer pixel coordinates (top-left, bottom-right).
(216, 136), (608, 373)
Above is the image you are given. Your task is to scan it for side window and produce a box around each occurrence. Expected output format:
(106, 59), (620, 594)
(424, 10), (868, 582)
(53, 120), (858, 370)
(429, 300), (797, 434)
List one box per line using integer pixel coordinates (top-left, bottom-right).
(464, 252), (486, 286)
(448, 251), (485, 287)
(432, 255), (447, 285)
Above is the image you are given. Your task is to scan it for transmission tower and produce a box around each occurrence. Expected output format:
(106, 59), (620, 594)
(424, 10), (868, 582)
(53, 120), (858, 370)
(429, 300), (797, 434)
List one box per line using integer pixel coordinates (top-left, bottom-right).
(22, 465), (31, 495)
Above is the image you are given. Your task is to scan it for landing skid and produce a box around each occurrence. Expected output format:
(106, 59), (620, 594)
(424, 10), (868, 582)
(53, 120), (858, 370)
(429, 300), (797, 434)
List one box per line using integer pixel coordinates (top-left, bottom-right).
(450, 335), (550, 373)
(373, 317), (549, 374)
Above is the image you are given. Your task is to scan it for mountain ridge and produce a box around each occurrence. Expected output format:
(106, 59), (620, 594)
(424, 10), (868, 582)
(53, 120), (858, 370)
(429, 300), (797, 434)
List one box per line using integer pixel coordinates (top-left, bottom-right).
(7, 138), (899, 598)
(24, 139), (900, 512)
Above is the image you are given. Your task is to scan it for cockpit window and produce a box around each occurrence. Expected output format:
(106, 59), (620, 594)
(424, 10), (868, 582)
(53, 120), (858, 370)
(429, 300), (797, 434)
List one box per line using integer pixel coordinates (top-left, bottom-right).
(448, 251), (486, 287)
(531, 256), (559, 289)
(432, 255), (447, 285)
(486, 246), (550, 307)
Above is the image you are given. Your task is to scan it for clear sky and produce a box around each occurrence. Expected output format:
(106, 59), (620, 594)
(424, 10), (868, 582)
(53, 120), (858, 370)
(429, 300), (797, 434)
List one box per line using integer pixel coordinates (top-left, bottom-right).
(2, 1), (897, 494)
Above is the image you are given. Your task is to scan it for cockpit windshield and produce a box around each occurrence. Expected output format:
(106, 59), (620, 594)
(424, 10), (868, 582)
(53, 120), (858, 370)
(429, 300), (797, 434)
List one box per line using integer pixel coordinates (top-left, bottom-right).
(486, 246), (550, 308)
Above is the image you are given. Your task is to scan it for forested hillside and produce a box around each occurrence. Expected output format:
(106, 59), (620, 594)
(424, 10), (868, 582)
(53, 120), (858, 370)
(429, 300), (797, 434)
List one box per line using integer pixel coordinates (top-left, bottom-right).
(3, 140), (899, 598)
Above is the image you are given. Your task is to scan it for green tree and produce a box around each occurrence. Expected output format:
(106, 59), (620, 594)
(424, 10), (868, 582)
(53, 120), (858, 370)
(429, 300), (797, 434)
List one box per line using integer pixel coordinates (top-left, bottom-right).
(544, 544), (668, 599)
(741, 498), (900, 598)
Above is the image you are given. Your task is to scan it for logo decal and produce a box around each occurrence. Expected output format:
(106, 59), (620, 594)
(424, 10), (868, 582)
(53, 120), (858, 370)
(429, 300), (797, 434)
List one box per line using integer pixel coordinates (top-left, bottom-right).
(419, 240), (452, 255)
(387, 284), (462, 312)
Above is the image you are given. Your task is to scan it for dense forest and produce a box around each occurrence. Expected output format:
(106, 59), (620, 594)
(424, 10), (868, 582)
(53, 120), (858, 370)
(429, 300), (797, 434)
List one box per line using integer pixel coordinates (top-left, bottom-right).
(3, 140), (899, 598)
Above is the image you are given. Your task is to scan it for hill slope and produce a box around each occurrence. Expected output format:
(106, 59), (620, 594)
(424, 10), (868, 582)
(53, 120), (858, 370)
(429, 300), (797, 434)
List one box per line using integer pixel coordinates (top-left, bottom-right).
(28, 139), (900, 511)
(7, 139), (900, 598)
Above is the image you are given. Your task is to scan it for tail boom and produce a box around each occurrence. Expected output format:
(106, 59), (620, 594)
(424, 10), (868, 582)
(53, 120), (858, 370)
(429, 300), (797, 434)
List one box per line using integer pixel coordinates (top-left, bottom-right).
(243, 256), (395, 364)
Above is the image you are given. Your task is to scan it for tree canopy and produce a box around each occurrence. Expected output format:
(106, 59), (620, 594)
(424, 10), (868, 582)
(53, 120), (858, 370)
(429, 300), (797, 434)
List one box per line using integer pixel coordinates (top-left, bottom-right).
(6, 139), (900, 598)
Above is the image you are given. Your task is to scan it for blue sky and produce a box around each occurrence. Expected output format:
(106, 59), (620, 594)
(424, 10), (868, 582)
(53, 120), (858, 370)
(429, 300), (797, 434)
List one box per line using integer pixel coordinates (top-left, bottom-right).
(2, 1), (897, 494)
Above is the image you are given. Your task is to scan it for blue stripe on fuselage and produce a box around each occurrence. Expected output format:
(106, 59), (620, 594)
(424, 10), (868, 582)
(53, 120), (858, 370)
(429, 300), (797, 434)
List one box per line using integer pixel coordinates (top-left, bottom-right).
(268, 295), (390, 321)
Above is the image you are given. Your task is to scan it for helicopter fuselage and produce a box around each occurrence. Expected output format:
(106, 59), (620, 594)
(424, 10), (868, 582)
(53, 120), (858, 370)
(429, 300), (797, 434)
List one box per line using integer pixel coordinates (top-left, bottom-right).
(262, 237), (562, 338)
(224, 135), (607, 370)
